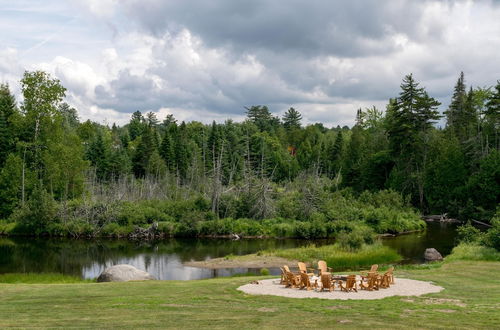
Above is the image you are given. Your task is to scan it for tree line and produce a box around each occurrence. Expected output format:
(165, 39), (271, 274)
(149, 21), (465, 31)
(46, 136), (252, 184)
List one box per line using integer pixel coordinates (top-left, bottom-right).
(0, 70), (498, 237)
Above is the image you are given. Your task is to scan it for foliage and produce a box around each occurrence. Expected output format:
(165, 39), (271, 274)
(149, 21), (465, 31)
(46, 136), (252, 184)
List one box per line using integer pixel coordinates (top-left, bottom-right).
(0, 70), (499, 240)
(9, 184), (58, 235)
(446, 244), (500, 262)
(264, 243), (401, 270)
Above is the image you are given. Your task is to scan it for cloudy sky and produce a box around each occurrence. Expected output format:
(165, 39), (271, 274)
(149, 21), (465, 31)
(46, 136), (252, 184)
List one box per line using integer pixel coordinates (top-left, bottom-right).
(1, 0), (500, 127)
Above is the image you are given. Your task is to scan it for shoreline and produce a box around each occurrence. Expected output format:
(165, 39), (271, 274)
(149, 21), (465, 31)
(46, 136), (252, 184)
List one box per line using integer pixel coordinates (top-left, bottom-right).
(184, 255), (298, 269)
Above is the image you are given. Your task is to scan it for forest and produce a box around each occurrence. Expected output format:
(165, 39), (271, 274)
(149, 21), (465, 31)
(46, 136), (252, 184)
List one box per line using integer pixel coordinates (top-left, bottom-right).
(0, 70), (498, 240)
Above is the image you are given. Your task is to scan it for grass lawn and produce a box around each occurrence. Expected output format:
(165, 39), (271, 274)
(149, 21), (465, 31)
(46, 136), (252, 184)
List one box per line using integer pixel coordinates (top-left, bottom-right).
(0, 261), (499, 329)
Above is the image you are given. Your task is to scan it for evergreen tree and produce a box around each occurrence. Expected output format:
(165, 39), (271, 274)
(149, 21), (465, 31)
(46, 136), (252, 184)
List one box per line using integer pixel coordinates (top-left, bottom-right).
(387, 74), (441, 207)
(484, 80), (500, 151)
(282, 107), (302, 130)
(245, 105), (278, 131)
(0, 111), (10, 167)
(132, 127), (156, 177)
(445, 72), (467, 135)
(160, 130), (175, 171)
(128, 111), (144, 141)
(86, 132), (110, 180)
(174, 122), (190, 179)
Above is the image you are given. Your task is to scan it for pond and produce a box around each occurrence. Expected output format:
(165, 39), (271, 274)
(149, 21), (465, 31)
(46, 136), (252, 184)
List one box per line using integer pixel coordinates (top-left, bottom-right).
(0, 222), (459, 280)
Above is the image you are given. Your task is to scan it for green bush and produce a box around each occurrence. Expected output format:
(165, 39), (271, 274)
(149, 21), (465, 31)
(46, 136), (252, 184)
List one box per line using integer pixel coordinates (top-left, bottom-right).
(9, 184), (59, 235)
(456, 222), (483, 244)
(0, 221), (16, 235)
(482, 211), (500, 250)
(260, 268), (270, 276)
(446, 243), (500, 261)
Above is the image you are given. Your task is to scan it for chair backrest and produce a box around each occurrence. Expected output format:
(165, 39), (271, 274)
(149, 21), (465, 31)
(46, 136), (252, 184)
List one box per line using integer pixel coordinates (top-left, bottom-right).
(285, 270), (297, 284)
(385, 266), (394, 275)
(370, 264), (379, 272)
(346, 275), (356, 288)
(283, 265), (291, 273)
(299, 272), (310, 285)
(321, 273), (332, 289)
(367, 272), (378, 287)
(298, 262), (307, 274)
(318, 260), (327, 274)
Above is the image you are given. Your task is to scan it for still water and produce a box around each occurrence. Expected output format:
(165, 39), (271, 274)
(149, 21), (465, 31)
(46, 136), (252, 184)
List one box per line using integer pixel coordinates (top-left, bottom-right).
(0, 222), (458, 280)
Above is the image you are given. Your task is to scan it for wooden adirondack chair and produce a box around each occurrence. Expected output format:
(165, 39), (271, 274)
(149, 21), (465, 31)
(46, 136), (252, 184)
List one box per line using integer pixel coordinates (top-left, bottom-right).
(279, 267), (286, 285)
(284, 270), (301, 288)
(359, 271), (379, 291)
(339, 275), (358, 292)
(360, 264), (378, 278)
(298, 262), (315, 276)
(298, 272), (316, 291)
(319, 273), (335, 292)
(318, 260), (333, 276)
(379, 266), (394, 288)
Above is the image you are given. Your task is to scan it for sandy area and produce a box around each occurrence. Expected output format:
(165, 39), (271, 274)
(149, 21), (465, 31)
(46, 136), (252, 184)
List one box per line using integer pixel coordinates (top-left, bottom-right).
(238, 277), (443, 300)
(184, 255), (297, 269)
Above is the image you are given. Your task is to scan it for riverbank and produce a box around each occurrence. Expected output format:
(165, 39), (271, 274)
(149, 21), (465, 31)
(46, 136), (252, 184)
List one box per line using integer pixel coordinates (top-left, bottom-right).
(184, 255), (298, 269)
(185, 243), (401, 270)
(0, 261), (498, 328)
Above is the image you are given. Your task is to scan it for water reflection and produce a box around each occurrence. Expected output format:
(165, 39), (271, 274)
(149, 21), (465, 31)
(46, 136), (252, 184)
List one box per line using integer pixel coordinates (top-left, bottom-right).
(381, 221), (459, 263)
(0, 237), (319, 280)
(0, 222), (459, 280)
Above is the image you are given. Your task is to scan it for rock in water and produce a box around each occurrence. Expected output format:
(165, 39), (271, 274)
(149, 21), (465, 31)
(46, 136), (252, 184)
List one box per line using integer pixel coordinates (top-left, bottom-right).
(424, 248), (443, 261)
(97, 264), (155, 282)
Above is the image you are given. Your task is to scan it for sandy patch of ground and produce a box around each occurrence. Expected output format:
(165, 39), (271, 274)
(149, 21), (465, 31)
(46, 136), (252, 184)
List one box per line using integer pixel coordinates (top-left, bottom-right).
(238, 277), (443, 300)
(184, 255), (296, 269)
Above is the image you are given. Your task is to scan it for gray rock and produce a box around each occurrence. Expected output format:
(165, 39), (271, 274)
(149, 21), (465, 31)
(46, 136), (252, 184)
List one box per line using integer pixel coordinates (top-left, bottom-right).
(97, 264), (155, 282)
(424, 248), (443, 261)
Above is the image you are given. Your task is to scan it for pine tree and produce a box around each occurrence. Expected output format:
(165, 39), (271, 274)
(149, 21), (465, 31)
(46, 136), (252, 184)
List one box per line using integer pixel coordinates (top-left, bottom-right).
(0, 85), (18, 167)
(484, 80), (500, 151)
(86, 132), (110, 180)
(282, 107), (302, 130)
(387, 74), (441, 207)
(174, 122), (190, 179)
(207, 121), (223, 171)
(132, 127), (155, 177)
(128, 111), (144, 141)
(160, 130), (175, 171)
(0, 111), (10, 167)
(245, 105), (276, 131)
(445, 72), (467, 133)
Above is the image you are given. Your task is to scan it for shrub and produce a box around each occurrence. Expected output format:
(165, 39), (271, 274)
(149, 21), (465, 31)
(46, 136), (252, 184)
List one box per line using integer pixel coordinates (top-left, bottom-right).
(447, 243), (500, 261)
(482, 210), (500, 250)
(9, 184), (59, 235)
(260, 268), (270, 276)
(456, 222), (483, 244)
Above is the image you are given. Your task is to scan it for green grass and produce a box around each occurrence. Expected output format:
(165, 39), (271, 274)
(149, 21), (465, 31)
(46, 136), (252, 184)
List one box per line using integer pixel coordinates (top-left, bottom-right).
(0, 273), (93, 284)
(0, 261), (499, 328)
(446, 243), (500, 262)
(262, 243), (402, 270)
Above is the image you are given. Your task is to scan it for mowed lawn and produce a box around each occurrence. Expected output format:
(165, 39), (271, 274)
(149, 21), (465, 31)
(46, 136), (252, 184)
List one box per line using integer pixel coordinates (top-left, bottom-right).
(0, 261), (499, 329)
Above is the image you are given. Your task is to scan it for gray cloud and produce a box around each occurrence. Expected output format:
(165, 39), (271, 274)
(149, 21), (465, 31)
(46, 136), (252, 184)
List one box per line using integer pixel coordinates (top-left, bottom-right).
(121, 0), (428, 58)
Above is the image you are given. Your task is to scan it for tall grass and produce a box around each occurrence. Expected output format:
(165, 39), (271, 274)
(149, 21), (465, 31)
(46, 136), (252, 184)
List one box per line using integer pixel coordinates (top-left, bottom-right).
(446, 244), (500, 262)
(0, 273), (92, 284)
(263, 243), (401, 271)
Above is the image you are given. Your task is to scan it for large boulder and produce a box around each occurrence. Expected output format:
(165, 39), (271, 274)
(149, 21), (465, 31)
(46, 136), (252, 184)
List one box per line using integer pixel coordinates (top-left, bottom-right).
(97, 264), (155, 282)
(424, 248), (443, 261)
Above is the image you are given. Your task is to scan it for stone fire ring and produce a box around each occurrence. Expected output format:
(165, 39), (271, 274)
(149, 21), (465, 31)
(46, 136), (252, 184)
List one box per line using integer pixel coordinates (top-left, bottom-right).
(238, 277), (443, 300)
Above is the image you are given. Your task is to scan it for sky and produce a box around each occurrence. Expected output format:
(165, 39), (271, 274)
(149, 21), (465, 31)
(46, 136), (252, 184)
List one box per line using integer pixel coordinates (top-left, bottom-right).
(1, 0), (500, 127)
